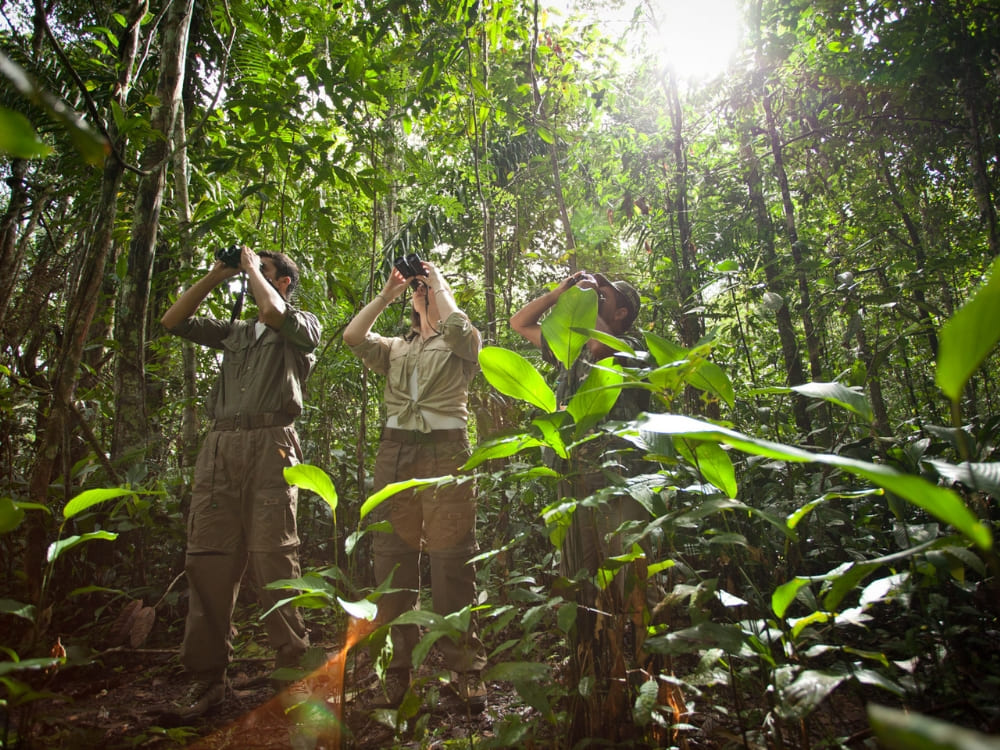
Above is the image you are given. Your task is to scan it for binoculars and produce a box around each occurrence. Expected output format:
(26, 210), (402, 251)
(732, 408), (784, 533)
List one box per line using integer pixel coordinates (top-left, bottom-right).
(215, 243), (242, 269)
(394, 253), (427, 284)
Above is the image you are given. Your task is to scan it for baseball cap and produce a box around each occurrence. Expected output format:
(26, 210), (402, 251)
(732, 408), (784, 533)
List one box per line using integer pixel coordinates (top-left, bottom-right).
(593, 273), (641, 328)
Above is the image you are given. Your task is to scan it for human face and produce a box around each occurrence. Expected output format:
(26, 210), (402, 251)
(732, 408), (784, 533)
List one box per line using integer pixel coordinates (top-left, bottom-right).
(259, 258), (288, 298)
(597, 283), (622, 324)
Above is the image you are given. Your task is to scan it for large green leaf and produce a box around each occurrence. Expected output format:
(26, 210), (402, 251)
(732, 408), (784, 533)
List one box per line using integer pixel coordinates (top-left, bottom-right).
(674, 440), (737, 498)
(790, 382), (874, 423)
(47, 531), (118, 563)
(63, 488), (135, 520)
(637, 414), (991, 550)
(0, 497), (25, 534)
(936, 256), (1000, 403)
(868, 704), (1000, 750)
(540, 286), (598, 369)
(284, 463), (338, 520)
(566, 357), (624, 435)
(463, 434), (549, 470)
(359, 476), (452, 520)
(479, 346), (556, 413)
(0, 107), (52, 159)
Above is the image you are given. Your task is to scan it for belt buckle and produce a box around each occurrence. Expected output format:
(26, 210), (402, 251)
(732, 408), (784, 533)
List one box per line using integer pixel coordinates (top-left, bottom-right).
(233, 413), (243, 431)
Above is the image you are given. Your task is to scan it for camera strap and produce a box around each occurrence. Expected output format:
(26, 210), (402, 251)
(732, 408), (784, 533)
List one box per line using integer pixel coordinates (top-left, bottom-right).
(229, 273), (246, 324)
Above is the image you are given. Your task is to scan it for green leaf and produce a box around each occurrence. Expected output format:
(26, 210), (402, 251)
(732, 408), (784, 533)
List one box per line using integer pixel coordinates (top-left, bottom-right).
(925, 460), (1000, 499)
(566, 357), (624, 435)
(674, 440), (737, 498)
(772, 578), (812, 618)
(359, 477), (451, 520)
(688, 359), (736, 409)
(63, 488), (135, 520)
(0, 599), (36, 622)
(47, 531), (117, 563)
(463, 434), (548, 470)
(936, 256), (1000, 403)
(0, 497), (25, 534)
(790, 382), (874, 423)
(540, 286), (598, 369)
(484, 661), (551, 682)
(284, 464), (338, 519)
(636, 413), (992, 550)
(868, 704), (1000, 750)
(0, 108), (52, 159)
(478, 346), (556, 413)
(777, 669), (846, 720)
(337, 596), (377, 621)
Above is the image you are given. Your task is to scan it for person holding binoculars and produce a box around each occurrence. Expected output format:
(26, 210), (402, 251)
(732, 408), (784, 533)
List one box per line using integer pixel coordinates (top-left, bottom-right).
(160, 245), (320, 719)
(343, 254), (488, 714)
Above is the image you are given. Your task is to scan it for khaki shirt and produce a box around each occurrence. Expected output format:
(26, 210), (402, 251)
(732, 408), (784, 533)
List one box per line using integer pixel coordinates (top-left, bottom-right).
(349, 311), (481, 432)
(169, 306), (321, 421)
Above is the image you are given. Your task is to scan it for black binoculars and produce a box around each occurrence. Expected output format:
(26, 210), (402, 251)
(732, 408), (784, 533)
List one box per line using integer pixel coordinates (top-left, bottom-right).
(215, 243), (242, 269)
(394, 253), (427, 284)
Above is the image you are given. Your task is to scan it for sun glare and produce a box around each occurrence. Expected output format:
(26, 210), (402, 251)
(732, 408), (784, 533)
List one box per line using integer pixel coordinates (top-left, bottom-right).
(652, 0), (743, 81)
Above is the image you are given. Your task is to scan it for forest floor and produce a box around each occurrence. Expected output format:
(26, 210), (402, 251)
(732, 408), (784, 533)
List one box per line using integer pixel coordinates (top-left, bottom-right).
(19, 642), (514, 750)
(9, 629), (881, 750)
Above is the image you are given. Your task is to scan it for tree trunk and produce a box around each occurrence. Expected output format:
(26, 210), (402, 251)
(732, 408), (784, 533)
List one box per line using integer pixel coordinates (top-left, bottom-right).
(111, 0), (194, 462)
(761, 88), (823, 384)
(23, 0), (146, 610)
(742, 138), (811, 435)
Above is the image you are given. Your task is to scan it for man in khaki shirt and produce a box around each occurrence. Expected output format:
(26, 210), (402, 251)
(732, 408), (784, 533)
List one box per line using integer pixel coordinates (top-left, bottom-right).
(344, 258), (488, 714)
(161, 246), (320, 719)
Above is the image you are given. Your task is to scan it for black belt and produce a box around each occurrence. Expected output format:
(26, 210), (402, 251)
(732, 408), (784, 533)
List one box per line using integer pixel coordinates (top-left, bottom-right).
(212, 413), (294, 431)
(382, 427), (466, 444)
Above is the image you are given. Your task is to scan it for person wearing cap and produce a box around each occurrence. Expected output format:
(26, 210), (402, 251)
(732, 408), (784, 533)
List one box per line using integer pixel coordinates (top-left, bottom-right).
(509, 270), (648, 585)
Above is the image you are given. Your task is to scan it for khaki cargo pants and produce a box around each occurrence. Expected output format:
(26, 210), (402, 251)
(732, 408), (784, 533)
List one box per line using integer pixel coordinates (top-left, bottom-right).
(181, 425), (309, 680)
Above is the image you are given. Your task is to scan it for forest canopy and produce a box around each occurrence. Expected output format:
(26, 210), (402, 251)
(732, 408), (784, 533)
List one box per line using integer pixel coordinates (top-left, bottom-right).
(2, 0), (1000, 747)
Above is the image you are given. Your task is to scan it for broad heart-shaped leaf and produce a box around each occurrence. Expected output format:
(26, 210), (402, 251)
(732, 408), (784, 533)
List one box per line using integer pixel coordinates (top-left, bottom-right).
(479, 346), (556, 413)
(47, 530), (117, 563)
(567, 357), (624, 435)
(63, 488), (136, 520)
(284, 463), (338, 519)
(868, 703), (1000, 750)
(540, 285), (598, 369)
(789, 382), (874, 423)
(936, 255), (1000, 403)
(636, 413), (992, 551)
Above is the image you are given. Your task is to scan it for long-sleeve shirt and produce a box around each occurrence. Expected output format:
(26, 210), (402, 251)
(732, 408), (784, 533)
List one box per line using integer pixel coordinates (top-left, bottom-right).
(349, 311), (481, 432)
(168, 306), (321, 421)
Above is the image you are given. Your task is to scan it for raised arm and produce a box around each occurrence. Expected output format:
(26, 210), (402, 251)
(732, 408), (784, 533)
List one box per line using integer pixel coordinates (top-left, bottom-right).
(510, 272), (598, 349)
(161, 261), (238, 331)
(342, 268), (409, 347)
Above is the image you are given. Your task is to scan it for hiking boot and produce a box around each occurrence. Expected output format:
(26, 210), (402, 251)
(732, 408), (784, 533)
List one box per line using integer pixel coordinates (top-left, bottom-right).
(175, 677), (226, 719)
(358, 668), (411, 710)
(439, 671), (487, 714)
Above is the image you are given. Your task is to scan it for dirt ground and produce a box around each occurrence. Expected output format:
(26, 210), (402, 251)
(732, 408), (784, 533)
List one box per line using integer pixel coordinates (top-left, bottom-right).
(16, 642), (511, 750)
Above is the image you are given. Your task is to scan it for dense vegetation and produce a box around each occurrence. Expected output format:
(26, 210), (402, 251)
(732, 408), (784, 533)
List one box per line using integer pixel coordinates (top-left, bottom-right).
(2, 0), (999, 747)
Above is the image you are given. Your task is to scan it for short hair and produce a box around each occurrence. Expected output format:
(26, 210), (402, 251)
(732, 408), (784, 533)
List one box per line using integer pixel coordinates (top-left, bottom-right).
(259, 251), (300, 298)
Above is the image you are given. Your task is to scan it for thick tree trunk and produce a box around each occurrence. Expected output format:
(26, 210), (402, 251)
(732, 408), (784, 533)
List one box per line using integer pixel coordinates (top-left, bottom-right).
(111, 0), (194, 462)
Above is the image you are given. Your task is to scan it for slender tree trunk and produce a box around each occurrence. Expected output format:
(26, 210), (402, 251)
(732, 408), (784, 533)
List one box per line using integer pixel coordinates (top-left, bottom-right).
(0, 160), (31, 330)
(111, 0), (194, 462)
(877, 148), (939, 357)
(761, 89), (823, 384)
(742, 138), (811, 435)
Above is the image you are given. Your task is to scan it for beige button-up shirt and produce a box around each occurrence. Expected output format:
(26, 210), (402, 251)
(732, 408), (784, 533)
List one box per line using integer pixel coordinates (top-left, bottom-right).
(349, 311), (481, 432)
